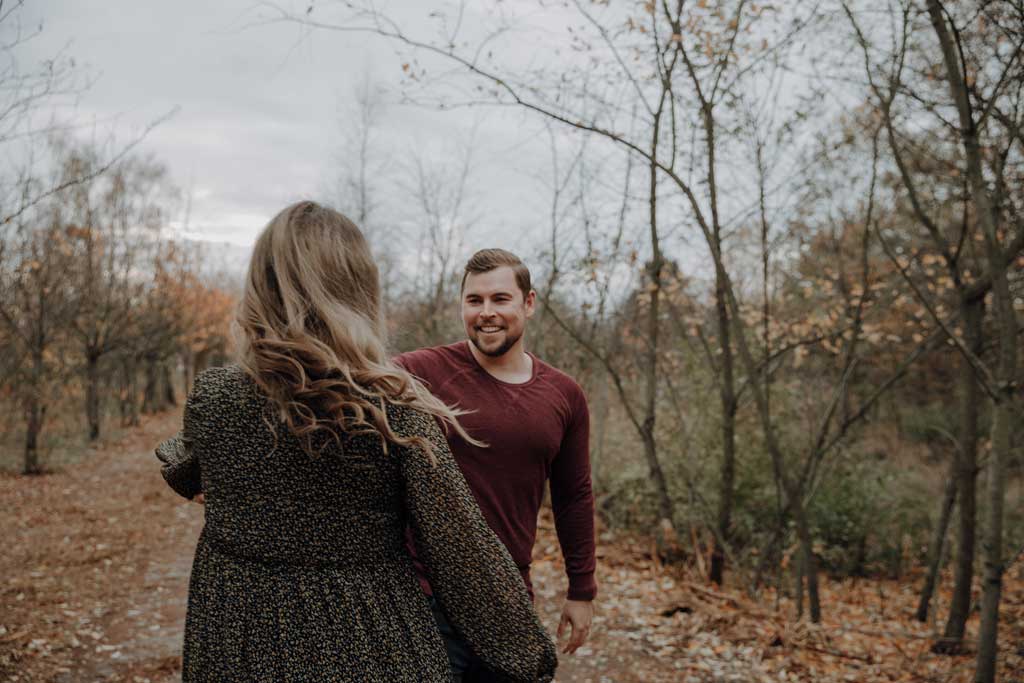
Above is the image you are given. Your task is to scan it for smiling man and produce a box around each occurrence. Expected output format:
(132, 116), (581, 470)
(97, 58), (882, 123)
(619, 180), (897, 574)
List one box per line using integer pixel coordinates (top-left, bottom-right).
(396, 249), (596, 681)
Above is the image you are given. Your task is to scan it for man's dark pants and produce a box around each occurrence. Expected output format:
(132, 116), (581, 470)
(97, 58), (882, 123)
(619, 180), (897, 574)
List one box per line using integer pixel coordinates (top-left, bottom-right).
(429, 597), (516, 683)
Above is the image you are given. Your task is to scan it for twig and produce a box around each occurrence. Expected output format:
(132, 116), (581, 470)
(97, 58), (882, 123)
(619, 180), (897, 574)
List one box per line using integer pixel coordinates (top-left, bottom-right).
(799, 644), (873, 663)
(0, 108), (177, 226)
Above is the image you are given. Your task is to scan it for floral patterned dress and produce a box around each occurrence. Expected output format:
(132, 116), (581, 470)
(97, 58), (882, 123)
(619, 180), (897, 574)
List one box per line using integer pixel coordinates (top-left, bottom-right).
(155, 364), (557, 682)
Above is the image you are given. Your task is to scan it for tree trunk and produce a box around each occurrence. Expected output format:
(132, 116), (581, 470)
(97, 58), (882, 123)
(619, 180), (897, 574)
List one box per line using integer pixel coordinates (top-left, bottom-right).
(24, 394), (44, 475)
(124, 358), (141, 427)
(142, 357), (160, 414)
(86, 352), (101, 441)
(162, 361), (177, 407)
(195, 347), (212, 376)
(917, 469), (957, 622)
(976, 393), (1010, 683)
(591, 378), (611, 487)
(794, 502), (822, 623)
(795, 549), (805, 620)
(120, 360), (132, 427)
(939, 295), (984, 651)
(644, 105), (675, 551)
(924, 5), (1017, 677)
(182, 348), (194, 398)
(641, 429), (674, 535)
(24, 347), (46, 475)
(710, 273), (737, 585)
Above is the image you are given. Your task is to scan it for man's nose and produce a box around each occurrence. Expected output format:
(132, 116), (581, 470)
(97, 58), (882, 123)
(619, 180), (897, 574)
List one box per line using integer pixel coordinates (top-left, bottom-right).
(480, 300), (496, 316)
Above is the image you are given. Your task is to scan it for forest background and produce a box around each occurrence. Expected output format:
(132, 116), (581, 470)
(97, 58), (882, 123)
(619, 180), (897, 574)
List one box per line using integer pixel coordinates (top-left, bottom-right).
(1, 1), (1022, 681)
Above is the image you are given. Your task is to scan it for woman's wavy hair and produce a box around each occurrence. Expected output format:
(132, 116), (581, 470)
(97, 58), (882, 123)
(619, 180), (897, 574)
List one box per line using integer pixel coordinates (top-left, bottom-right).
(234, 200), (479, 462)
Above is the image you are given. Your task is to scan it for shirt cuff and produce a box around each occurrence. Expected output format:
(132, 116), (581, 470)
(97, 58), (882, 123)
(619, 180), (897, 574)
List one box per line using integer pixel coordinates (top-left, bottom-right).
(566, 571), (597, 601)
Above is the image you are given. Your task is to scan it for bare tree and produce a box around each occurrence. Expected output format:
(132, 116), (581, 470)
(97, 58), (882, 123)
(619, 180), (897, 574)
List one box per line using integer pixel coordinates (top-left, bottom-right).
(329, 75), (400, 301)
(398, 138), (479, 347)
(843, 2), (1024, 667)
(62, 142), (174, 440)
(0, 173), (74, 474)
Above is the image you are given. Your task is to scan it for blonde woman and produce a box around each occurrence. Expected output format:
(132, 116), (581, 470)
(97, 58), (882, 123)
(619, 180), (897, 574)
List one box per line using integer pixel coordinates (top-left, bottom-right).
(155, 201), (557, 682)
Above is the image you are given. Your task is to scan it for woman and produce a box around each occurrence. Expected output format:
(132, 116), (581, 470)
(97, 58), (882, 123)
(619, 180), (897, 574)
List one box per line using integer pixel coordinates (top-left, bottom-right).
(155, 201), (557, 682)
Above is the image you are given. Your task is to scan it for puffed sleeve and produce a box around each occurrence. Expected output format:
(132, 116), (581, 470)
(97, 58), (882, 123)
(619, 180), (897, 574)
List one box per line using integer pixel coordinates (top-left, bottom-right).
(154, 373), (207, 500)
(396, 409), (558, 683)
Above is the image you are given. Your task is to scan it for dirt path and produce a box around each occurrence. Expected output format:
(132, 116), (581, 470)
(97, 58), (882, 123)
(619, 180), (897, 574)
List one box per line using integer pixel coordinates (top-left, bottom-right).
(2, 412), (1021, 682)
(1, 413), (196, 683)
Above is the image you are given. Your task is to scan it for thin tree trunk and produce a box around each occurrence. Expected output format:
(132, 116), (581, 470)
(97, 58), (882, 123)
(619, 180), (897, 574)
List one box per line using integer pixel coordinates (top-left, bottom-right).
(24, 403), (43, 475)
(939, 296), (983, 651)
(643, 227), (675, 543)
(129, 367), (140, 426)
(925, 6), (1017, 678)
(142, 356), (160, 414)
(795, 549), (805, 620)
(795, 505), (822, 623)
(162, 362), (176, 407)
(86, 352), (101, 441)
(976, 392), (1010, 683)
(720, 267), (823, 620)
(710, 275), (736, 585)
(592, 378), (610, 487)
(120, 360), (132, 427)
(182, 348), (194, 397)
(194, 348), (212, 383)
(917, 470), (957, 622)
(126, 357), (141, 427)
(24, 351), (45, 475)
(644, 91), (675, 549)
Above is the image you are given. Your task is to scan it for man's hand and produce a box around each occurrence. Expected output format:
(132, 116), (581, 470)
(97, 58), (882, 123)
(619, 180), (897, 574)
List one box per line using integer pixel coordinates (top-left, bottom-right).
(556, 599), (593, 654)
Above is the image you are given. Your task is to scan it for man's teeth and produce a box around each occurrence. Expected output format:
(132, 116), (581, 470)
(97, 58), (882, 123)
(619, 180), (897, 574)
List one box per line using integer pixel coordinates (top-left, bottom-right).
(479, 326), (502, 332)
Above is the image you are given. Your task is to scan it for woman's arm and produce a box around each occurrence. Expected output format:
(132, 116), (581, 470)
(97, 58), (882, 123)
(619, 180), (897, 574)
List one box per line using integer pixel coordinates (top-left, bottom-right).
(154, 374), (209, 500)
(155, 433), (201, 500)
(397, 409), (558, 683)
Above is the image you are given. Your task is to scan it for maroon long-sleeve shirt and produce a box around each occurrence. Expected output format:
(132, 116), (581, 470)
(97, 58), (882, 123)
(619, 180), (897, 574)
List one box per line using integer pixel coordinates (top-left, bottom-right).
(395, 341), (597, 602)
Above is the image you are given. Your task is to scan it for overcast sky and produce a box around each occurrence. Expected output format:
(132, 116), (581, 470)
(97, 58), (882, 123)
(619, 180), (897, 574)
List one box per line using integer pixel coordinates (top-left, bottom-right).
(9, 1), (840, 295)
(12, 0), (563, 260)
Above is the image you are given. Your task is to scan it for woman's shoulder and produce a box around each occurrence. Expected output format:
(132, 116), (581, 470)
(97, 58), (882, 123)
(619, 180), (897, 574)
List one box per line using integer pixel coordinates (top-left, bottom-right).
(186, 364), (259, 417)
(194, 363), (247, 386)
(384, 402), (441, 439)
(191, 364), (251, 396)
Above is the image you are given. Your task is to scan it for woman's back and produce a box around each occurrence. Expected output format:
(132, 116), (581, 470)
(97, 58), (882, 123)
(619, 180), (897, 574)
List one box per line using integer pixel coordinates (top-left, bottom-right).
(188, 364), (407, 567)
(157, 365), (557, 682)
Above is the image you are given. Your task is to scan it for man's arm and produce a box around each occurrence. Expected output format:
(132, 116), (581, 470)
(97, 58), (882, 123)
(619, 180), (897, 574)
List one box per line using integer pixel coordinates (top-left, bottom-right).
(549, 384), (597, 653)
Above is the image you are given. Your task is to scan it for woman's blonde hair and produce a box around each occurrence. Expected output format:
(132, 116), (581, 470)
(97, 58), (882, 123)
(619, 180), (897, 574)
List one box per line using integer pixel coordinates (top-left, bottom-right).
(235, 200), (476, 461)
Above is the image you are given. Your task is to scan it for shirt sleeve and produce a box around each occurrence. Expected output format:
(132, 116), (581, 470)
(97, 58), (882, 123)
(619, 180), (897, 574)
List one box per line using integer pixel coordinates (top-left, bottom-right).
(397, 408), (558, 683)
(549, 385), (597, 601)
(153, 373), (207, 500)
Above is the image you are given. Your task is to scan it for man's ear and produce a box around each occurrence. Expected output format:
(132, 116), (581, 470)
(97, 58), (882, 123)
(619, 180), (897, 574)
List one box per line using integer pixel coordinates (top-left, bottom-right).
(524, 289), (537, 318)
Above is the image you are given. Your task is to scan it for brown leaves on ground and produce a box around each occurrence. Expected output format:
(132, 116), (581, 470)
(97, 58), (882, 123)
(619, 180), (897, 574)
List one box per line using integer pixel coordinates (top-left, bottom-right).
(1, 413), (195, 683)
(532, 515), (1024, 682)
(2, 414), (1022, 682)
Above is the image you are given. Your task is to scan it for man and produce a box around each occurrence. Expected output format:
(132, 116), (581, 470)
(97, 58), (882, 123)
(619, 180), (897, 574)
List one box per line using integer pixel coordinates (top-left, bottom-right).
(396, 249), (596, 681)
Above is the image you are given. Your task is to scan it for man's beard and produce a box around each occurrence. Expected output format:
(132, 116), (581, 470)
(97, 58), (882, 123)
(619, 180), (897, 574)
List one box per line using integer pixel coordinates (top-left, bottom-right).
(470, 329), (522, 358)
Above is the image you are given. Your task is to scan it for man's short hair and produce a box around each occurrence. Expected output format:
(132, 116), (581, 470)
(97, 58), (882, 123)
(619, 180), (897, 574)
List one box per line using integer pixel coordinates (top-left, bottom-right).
(461, 248), (532, 300)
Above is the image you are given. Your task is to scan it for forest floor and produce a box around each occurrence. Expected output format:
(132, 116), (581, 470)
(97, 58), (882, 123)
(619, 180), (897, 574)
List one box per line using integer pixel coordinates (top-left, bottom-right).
(1, 411), (1022, 683)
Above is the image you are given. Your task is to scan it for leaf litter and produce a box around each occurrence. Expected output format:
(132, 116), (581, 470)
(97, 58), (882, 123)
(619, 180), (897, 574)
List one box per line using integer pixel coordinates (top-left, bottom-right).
(1, 413), (1021, 682)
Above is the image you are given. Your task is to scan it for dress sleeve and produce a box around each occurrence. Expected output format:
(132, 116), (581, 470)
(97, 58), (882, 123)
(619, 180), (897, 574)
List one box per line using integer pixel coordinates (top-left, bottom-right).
(397, 410), (558, 683)
(154, 373), (207, 500)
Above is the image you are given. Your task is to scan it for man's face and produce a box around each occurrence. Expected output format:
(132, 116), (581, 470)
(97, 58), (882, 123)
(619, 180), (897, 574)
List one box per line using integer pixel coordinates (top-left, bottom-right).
(461, 266), (536, 358)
